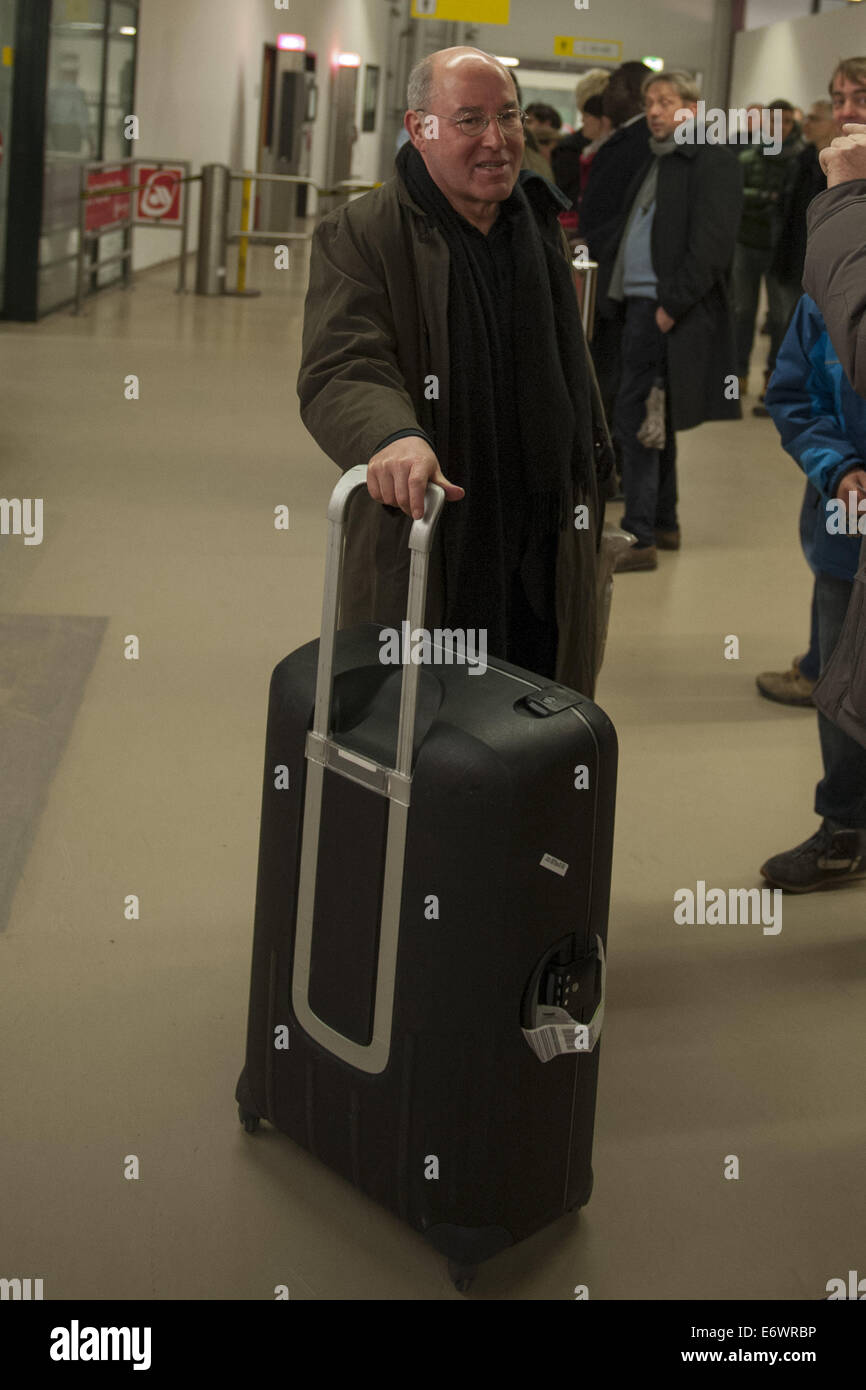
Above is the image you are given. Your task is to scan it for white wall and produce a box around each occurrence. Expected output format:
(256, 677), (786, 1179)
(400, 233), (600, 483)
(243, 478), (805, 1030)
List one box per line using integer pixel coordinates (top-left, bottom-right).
(133, 0), (392, 270)
(731, 4), (866, 110)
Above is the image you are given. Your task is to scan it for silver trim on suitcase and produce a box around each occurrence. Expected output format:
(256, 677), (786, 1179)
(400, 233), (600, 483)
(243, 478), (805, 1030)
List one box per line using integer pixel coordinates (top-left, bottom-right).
(292, 466), (444, 1074)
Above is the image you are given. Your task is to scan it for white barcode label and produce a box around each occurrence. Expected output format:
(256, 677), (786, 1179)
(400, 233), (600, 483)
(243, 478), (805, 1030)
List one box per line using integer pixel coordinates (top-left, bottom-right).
(522, 940), (606, 1064)
(522, 1007), (592, 1063)
(540, 853), (569, 876)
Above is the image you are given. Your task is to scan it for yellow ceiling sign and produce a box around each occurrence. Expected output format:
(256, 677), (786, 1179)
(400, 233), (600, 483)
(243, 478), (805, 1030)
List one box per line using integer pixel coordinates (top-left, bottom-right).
(411, 0), (510, 23)
(554, 36), (623, 63)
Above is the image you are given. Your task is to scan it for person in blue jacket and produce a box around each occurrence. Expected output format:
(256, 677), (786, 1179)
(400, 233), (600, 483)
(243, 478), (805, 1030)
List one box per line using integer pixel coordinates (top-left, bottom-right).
(761, 293), (866, 891)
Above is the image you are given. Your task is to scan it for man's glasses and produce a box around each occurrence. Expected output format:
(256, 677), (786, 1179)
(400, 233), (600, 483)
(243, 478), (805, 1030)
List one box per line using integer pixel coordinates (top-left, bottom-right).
(416, 108), (526, 137)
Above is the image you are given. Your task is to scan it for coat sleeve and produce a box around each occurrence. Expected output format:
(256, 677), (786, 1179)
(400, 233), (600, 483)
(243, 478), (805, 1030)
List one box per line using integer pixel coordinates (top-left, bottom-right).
(657, 150), (743, 323)
(297, 210), (426, 473)
(765, 295), (866, 498)
(803, 179), (866, 398)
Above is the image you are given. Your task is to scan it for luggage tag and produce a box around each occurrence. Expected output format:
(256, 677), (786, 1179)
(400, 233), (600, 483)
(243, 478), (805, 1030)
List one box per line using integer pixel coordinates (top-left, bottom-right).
(522, 936), (606, 1063)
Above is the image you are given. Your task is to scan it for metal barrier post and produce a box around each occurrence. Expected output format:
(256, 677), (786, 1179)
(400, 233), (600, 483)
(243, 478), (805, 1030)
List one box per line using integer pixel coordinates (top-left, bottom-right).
(177, 161), (190, 294)
(226, 173), (260, 298)
(75, 164), (88, 316)
(195, 163), (230, 296)
(237, 176), (252, 294)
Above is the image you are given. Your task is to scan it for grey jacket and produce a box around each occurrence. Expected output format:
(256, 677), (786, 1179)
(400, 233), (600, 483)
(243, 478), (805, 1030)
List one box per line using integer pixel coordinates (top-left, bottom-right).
(804, 179), (866, 395)
(803, 179), (866, 748)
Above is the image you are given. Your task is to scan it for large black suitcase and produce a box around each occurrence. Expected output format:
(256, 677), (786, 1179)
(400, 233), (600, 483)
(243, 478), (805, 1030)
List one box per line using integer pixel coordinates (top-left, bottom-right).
(236, 466), (617, 1291)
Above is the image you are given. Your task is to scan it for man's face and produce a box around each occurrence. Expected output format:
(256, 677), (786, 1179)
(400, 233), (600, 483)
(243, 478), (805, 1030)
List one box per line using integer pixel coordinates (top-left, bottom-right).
(803, 104), (835, 149)
(830, 73), (866, 131)
(405, 58), (523, 211)
(644, 82), (696, 141)
(776, 108), (795, 142)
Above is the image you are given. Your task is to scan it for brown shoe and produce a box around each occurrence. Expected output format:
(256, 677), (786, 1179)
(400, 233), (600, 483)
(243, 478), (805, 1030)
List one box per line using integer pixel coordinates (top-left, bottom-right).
(755, 663), (816, 707)
(614, 544), (658, 572)
(655, 528), (681, 550)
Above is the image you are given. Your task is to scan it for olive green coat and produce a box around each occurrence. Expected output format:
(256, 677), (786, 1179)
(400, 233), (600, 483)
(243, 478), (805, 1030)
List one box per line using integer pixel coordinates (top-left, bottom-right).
(297, 173), (612, 697)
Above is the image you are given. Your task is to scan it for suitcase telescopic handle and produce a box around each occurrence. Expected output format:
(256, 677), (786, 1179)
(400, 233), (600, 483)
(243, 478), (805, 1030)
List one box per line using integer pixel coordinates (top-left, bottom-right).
(293, 465), (446, 1075)
(312, 463), (445, 780)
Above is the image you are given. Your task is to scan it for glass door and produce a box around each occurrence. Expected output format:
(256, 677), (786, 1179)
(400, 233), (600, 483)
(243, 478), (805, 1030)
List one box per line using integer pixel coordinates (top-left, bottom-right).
(39, 0), (139, 314)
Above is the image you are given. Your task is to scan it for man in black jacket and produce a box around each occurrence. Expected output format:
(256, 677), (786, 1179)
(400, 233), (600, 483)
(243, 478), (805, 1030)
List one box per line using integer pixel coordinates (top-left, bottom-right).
(578, 63), (654, 473)
(605, 70), (743, 570)
(770, 100), (834, 288)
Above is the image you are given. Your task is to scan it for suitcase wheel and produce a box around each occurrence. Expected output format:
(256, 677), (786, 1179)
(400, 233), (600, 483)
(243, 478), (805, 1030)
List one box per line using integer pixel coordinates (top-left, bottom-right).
(237, 1104), (261, 1134)
(448, 1261), (477, 1295)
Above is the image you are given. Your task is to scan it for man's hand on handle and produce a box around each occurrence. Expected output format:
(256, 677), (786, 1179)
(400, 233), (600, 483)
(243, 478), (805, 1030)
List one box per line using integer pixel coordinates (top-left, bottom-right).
(819, 124), (866, 188)
(367, 437), (465, 520)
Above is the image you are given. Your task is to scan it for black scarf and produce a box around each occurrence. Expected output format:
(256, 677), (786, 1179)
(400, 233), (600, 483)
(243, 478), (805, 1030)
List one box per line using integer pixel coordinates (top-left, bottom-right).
(396, 141), (595, 653)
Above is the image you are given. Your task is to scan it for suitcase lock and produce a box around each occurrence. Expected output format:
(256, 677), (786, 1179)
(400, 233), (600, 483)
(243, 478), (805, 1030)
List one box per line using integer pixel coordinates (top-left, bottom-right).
(521, 935), (606, 1064)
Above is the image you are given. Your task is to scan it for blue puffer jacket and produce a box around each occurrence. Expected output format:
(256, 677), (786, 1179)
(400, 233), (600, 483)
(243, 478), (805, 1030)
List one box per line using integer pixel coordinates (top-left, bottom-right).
(765, 293), (865, 582)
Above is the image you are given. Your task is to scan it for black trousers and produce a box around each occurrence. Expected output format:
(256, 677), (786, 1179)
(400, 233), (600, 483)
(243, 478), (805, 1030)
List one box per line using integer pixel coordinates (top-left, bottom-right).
(613, 296), (678, 548)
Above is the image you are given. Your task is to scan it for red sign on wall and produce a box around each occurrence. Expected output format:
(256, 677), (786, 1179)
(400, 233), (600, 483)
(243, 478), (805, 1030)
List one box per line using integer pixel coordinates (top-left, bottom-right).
(85, 166), (131, 232)
(135, 166), (184, 225)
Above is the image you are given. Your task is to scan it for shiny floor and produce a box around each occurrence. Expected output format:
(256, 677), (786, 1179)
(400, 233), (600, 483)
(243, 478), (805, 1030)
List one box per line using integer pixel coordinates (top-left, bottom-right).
(0, 247), (862, 1301)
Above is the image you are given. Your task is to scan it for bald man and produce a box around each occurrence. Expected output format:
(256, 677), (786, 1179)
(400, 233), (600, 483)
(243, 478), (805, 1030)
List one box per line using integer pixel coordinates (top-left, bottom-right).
(297, 47), (613, 695)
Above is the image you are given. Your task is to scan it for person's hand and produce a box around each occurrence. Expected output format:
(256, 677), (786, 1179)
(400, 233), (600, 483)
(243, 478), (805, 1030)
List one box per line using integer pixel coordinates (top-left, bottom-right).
(835, 468), (866, 506)
(367, 437), (465, 520)
(819, 124), (866, 187)
(655, 306), (675, 334)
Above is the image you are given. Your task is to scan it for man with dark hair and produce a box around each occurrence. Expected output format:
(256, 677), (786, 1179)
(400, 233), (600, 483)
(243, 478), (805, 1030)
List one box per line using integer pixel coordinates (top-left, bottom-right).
(524, 103), (562, 166)
(767, 101), (834, 309)
(578, 62), (654, 479)
(298, 46), (613, 695)
(525, 103), (561, 131)
(581, 62), (654, 260)
(511, 76), (550, 177)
